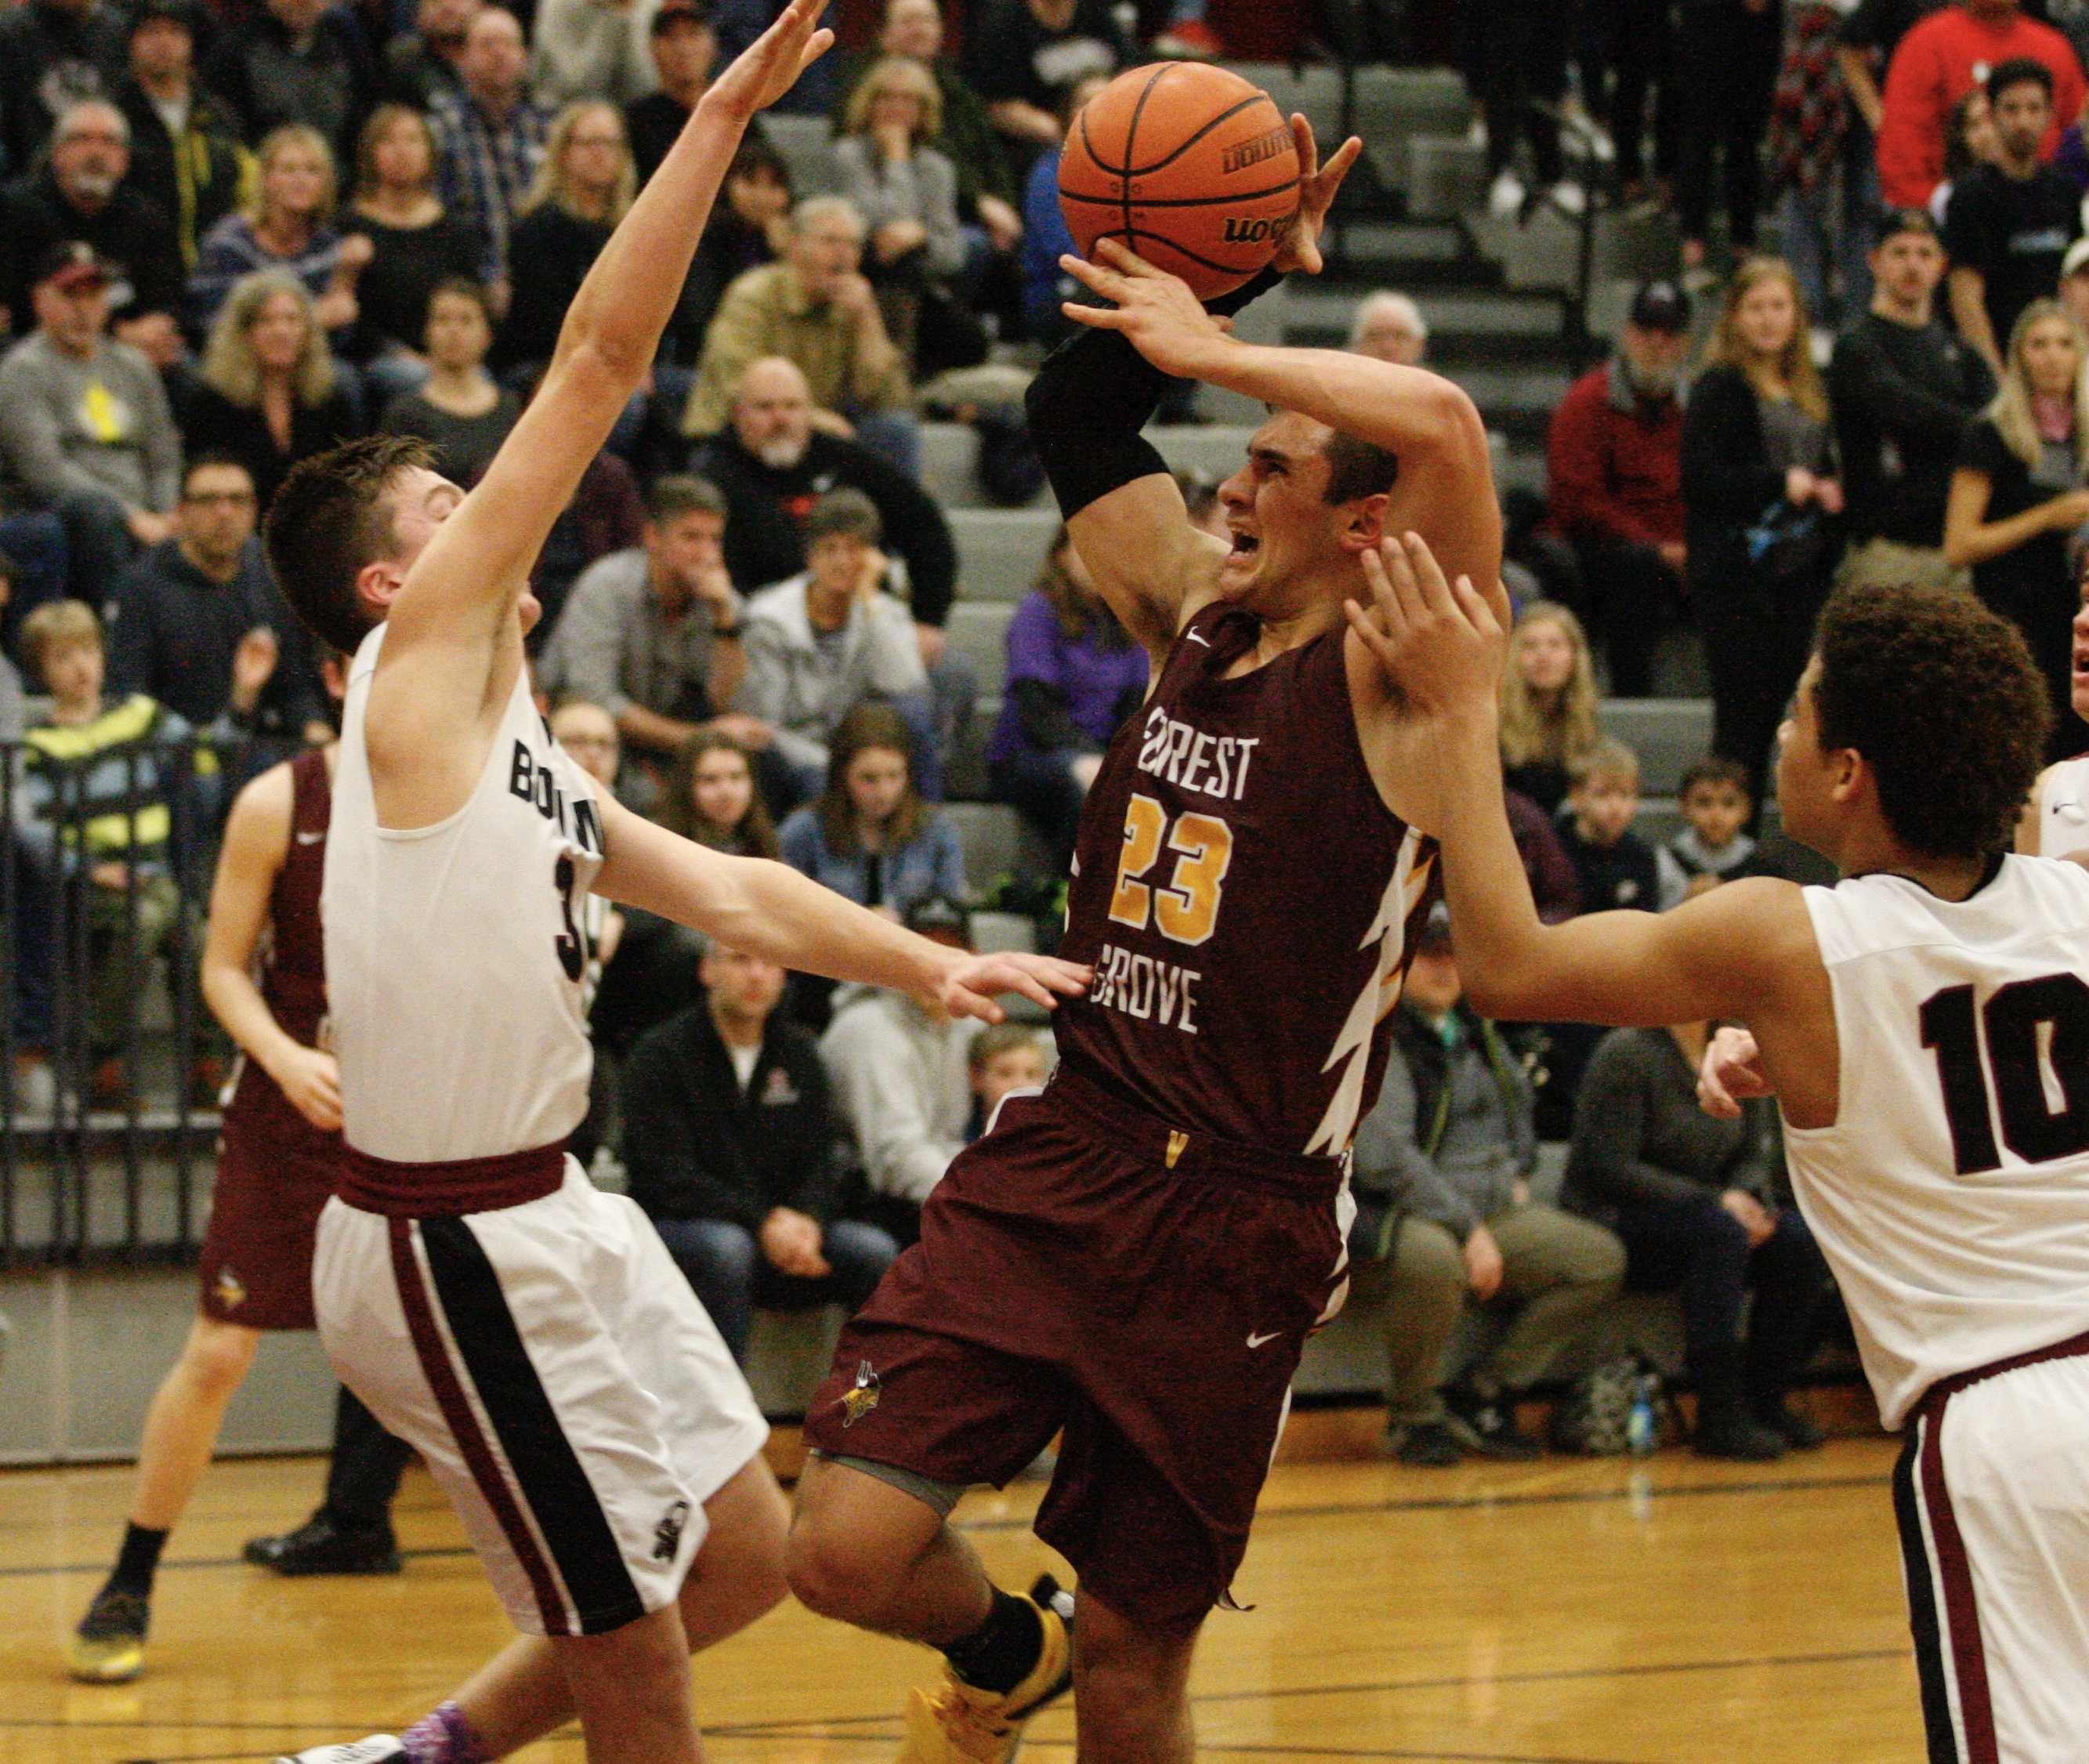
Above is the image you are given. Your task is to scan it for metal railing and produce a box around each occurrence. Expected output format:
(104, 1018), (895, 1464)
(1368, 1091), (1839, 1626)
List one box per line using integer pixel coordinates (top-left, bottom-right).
(0, 732), (278, 1269)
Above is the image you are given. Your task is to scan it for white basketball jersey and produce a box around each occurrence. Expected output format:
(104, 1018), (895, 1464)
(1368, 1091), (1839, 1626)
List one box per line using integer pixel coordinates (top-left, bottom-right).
(326, 625), (604, 1164)
(1783, 857), (2089, 1428)
(2037, 755), (2089, 861)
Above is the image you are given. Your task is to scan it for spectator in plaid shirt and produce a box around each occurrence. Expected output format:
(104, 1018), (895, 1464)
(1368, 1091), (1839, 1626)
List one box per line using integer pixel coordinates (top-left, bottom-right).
(430, 6), (548, 311)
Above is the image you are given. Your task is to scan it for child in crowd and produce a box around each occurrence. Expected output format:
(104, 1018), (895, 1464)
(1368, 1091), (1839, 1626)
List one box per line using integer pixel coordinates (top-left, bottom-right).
(966, 1023), (1048, 1141)
(1657, 755), (1758, 908)
(1555, 737), (1660, 913)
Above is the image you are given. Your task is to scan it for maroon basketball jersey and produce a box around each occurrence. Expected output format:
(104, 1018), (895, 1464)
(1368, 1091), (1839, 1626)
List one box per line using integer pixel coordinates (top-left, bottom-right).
(222, 747), (335, 1145)
(1053, 603), (1439, 1155)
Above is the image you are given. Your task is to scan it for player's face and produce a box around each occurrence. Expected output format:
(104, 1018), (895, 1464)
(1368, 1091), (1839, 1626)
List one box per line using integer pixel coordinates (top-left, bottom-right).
(1215, 414), (1348, 607)
(2072, 567), (2089, 720)
(1775, 657), (1836, 849)
(845, 744), (909, 824)
(1683, 780), (1750, 852)
(693, 748), (754, 828)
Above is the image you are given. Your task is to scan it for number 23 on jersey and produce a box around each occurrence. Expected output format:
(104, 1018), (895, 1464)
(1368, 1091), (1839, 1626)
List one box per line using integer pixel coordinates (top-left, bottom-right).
(1108, 794), (1235, 948)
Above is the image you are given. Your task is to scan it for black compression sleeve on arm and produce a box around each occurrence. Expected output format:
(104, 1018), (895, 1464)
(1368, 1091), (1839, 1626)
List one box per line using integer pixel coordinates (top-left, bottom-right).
(1025, 267), (1286, 520)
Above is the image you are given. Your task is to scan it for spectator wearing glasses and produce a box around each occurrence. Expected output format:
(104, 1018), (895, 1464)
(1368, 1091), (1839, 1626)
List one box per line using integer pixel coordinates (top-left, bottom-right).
(494, 100), (635, 382)
(0, 0), (132, 174)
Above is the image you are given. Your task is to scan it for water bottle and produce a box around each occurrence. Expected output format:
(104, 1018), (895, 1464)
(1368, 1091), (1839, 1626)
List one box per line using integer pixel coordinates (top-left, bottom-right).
(1626, 1375), (1656, 1457)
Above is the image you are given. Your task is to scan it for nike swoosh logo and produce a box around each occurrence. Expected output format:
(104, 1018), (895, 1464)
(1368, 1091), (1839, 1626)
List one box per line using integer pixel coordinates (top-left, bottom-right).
(1186, 631), (1211, 647)
(295, 831), (325, 845)
(1246, 1330), (1280, 1349)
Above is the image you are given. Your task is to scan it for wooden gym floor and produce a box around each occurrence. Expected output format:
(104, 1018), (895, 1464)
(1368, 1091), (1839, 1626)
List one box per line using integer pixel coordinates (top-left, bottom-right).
(0, 1423), (1923, 1763)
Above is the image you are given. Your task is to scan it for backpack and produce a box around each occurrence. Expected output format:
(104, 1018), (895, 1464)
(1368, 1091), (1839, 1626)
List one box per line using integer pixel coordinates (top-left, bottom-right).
(1548, 1353), (1678, 1456)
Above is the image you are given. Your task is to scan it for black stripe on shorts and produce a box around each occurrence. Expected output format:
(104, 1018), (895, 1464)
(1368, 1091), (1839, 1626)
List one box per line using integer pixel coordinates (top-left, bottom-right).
(1892, 1421), (1960, 1764)
(419, 1215), (648, 1635)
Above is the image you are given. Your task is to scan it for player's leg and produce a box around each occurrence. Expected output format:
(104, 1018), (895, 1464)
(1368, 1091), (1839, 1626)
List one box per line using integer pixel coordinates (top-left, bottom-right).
(1070, 1591), (1202, 1764)
(788, 1454), (997, 1644)
(70, 1315), (259, 1681)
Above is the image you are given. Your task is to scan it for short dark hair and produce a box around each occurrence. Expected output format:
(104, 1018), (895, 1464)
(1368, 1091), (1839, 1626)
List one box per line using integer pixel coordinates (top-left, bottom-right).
(806, 487), (882, 546)
(1321, 429), (1399, 505)
(645, 473), (726, 525)
(428, 274), (495, 324)
(727, 136), (791, 195)
(1874, 206), (1941, 249)
(266, 434), (438, 657)
(182, 451), (255, 494)
(1680, 755), (1752, 800)
(1812, 582), (2049, 858)
(1987, 56), (2054, 106)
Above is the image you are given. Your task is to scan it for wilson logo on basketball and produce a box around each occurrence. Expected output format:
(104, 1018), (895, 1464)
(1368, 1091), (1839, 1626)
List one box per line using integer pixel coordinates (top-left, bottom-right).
(1220, 125), (1292, 176)
(1222, 216), (1280, 244)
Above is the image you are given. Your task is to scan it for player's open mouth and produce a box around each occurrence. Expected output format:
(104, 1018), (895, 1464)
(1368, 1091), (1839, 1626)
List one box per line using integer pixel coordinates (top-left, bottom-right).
(1229, 531), (1259, 557)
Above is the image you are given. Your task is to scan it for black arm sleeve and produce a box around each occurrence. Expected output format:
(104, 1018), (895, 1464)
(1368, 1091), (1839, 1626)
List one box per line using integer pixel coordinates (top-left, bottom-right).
(1025, 266), (1285, 520)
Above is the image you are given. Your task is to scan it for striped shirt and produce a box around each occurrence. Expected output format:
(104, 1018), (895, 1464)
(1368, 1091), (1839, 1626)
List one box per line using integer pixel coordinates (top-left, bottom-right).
(431, 89), (552, 284)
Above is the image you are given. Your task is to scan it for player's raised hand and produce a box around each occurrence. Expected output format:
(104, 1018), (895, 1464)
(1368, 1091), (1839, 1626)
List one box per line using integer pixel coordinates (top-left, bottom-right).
(935, 952), (1093, 1024)
(1347, 530), (1511, 719)
(1697, 1025), (1774, 1120)
(1271, 116), (1361, 277)
(1060, 238), (1233, 376)
(706, 0), (834, 118)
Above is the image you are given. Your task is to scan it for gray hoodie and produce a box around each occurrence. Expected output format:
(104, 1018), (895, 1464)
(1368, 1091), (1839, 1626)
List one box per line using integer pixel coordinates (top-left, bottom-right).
(737, 571), (928, 777)
(820, 982), (980, 1204)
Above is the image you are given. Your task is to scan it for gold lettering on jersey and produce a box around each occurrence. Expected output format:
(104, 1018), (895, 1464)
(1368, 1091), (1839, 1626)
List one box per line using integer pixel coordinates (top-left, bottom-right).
(1091, 940), (1202, 1033)
(1135, 708), (1259, 803)
(509, 741), (605, 853)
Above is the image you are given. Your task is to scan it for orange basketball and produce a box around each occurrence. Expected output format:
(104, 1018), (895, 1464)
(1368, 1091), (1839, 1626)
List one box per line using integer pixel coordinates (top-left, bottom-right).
(1059, 63), (1300, 300)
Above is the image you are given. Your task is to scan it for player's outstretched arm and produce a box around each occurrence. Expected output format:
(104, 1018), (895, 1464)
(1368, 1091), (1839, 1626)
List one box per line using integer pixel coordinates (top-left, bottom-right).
(199, 762), (341, 1131)
(591, 795), (1092, 1022)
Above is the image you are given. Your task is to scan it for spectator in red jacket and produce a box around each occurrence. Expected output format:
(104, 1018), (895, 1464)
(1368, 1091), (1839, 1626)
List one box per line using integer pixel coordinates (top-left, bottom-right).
(1543, 279), (1692, 697)
(1877, 0), (2084, 211)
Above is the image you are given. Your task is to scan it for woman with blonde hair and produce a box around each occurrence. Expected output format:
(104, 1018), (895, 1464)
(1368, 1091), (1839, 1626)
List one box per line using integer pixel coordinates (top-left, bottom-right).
(182, 271), (359, 511)
(835, 53), (983, 377)
(188, 125), (370, 343)
(495, 100), (637, 375)
(1681, 255), (1843, 810)
(1497, 600), (1602, 817)
(1946, 299), (2089, 756)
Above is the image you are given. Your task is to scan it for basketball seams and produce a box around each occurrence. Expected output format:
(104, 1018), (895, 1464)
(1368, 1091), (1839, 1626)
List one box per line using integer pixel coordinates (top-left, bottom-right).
(1092, 226), (1258, 276)
(1058, 178), (1301, 209)
(1121, 92), (1280, 178)
(1117, 63), (1167, 255)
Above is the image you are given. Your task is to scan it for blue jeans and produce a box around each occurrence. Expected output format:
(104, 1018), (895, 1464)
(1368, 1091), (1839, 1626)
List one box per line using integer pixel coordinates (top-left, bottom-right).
(650, 1215), (898, 1364)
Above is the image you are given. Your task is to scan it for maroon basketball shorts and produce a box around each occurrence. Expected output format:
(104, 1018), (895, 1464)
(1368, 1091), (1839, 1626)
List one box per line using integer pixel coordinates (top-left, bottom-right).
(197, 1103), (339, 1330)
(803, 1066), (1349, 1627)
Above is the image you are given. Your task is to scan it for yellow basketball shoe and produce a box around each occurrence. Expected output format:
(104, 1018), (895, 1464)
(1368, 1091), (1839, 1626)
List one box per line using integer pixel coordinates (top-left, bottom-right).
(67, 1588), (147, 1683)
(898, 1576), (1076, 1764)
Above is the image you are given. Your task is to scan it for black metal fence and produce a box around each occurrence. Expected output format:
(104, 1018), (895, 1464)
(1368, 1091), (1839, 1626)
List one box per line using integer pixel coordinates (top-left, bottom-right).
(0, 732), (276, 1270)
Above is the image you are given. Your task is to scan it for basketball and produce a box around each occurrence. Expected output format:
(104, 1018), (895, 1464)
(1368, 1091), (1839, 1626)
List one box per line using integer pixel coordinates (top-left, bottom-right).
(1059, 62), (1301, 300)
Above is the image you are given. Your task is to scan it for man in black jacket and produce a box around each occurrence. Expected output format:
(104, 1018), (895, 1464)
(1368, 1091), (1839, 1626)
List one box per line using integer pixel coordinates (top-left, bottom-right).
(114, 0), (251, 275)
(201, 0), (377, 160)
(1830, 207), (1993, 592)
(622, 939), (899, 1364)
(0, 0), (131, 174)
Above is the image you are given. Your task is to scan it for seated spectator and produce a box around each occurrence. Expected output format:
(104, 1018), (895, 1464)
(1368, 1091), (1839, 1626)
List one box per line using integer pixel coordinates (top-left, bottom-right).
(1943, 58), (2082, 375)
(536, 473), (752, 799)
(431, 7), (552, 302)
(1505, 788), (1581, 924)
(108, 454), (328, 752)
(529, 439), (644, 637)
(961, 0), (1128, 180)
(0, 244), (182, 601)
(652, 728), (779, 854)
(1656, 755), (1758, 908)
(1019, 74), (1110, 346)
(1542, 280), (1691, 697)
(1564, 1020), (1832, 1460)
(494, 100), (632, 379)
(695, 357), (958, 656)
(682, 197), (916, 476)
(0, 99), (185, 368)
(1945, 298), (2089, 758)
(201, 0), (378, 164)
(820, 893), (980, 1244)
(664, 138), (789, 375)
(1352, 909), (1624, 1467)
(1928, 88), (2004, 226)
(1830, 207), (1993, 593)
(1349, 290), (1428, 366)
(626, 0), (726, 187)
(385, 0), (482, 110)
(1876, 0), (2083, 212)
(183, 271), (360, 513)
(0, 0), (130, 176)
(188, 125), (368, 355)
(835, 57), (986, 382)
(778, 701), (966, 915)
(987, 524), (1146, 871)
(531, 0), (659, 107)
(738, 488), (933, 802)
(377, 277), (520, 485)
(342, 105), (479, 405)
(1682, 257), (1842, 810)
(623, 939), (898, 1364)
(115, 0), (252, 278)
(966, 1022), (1045, 1139)
(1497, 600), (1602, 817)
(14, 600), (204, 1110)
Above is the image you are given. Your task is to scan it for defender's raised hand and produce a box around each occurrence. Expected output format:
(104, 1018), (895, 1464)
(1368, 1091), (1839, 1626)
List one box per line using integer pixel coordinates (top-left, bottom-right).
(1059, 239), (1233, 376)
(1271, 116), (1362, 277)
(707, 0), (834, 117)
(1347, 530), (1511, 719)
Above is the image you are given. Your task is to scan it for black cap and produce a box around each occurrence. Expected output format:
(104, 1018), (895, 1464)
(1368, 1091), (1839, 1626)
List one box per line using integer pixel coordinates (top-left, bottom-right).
(31, 241), (113, 293)
(650, 0), (711, 34)
(1628, 278), (1689, 335)
(132, 0), (199, 29)
(904, 894), (972, 944)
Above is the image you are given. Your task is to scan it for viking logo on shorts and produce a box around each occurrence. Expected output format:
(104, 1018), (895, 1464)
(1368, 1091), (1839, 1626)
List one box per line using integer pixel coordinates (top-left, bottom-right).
(215, 1266), (247, 1310)
(651, 1499), (691, 1563)
(841, 1359), (882, 1429)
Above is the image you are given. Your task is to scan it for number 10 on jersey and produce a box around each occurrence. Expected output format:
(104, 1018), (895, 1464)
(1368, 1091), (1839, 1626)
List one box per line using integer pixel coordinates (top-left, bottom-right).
(1108, 794), (1235, 947)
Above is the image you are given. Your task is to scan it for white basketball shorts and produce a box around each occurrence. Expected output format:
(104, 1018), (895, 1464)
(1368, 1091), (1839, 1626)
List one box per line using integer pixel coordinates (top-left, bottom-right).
(313, 1161), (769, 1637)
(1895, 1350), (2089, 1763)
